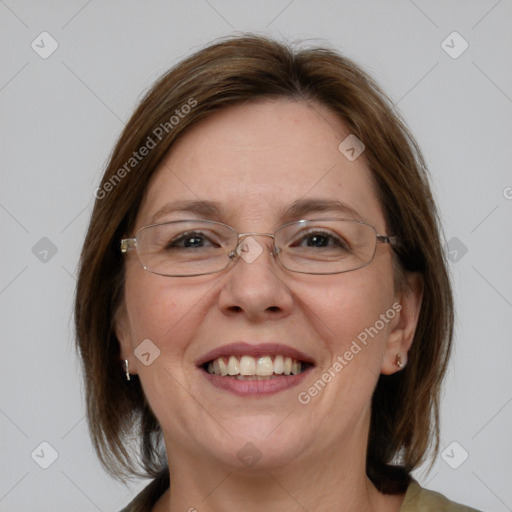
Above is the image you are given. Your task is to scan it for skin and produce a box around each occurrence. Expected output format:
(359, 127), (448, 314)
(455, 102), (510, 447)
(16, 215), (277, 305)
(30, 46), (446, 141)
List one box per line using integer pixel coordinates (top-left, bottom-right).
(116, 98), (423, 512)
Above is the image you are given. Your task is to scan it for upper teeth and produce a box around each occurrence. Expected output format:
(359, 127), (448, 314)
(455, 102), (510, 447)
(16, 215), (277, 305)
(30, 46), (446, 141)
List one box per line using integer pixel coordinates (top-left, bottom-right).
(206, 355), (303, 377)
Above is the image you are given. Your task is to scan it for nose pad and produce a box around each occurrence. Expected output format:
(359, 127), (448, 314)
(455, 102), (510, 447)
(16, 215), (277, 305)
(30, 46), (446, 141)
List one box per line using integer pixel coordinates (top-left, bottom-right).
(231, 234), (279, 267)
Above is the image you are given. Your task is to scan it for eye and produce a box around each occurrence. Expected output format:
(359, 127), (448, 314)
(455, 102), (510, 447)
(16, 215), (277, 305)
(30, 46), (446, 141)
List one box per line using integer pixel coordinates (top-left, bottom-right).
(293, 229), (350, 250)
(166, 231), (220, 250)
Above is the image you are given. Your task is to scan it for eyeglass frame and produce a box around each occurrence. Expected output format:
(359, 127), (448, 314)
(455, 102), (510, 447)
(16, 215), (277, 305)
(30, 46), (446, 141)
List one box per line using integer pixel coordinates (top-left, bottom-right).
(120, 217), (399, 277)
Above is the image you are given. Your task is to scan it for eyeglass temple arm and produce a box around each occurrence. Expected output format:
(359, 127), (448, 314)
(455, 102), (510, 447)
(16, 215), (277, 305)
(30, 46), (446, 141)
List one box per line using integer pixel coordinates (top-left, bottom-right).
(376, 235), (398, 245)
(120, 238), (137, 253)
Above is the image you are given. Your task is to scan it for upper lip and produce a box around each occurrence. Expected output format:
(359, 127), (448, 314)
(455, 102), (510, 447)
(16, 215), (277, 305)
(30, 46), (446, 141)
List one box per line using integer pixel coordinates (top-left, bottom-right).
(195, 342), (316, 367)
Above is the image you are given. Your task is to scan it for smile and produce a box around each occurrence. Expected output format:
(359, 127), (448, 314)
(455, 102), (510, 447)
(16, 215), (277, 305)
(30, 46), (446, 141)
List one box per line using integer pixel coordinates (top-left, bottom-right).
(204, 355), (308, 379)
(197, 342), (314, 396)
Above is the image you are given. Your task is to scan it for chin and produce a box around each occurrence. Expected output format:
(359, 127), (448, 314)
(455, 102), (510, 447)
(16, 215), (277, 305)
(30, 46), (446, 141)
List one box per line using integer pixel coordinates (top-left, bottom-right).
(199, 415), (308, 470)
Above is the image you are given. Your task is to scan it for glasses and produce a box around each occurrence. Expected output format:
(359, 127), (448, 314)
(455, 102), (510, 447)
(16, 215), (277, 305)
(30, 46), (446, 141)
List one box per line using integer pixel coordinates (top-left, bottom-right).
(120, 218), (398, 277)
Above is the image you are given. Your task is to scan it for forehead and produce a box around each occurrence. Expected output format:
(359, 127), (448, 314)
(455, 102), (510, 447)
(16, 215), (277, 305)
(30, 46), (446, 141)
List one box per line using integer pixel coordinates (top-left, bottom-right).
(136, 98), (385, 231)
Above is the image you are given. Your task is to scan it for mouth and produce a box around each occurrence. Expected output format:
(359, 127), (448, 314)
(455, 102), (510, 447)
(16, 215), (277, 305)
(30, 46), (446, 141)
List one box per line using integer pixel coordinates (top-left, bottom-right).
(202, 355), (311, 379)
(196, 342), (314, 396)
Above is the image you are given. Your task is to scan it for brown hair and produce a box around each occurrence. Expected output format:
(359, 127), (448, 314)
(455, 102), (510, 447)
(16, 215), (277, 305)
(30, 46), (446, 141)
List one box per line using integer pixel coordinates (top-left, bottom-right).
(74, 34), (453, 492)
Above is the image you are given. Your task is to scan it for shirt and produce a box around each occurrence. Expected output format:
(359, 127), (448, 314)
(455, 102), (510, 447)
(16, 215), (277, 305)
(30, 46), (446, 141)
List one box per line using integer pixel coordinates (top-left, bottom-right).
(401, 480), (481, 511)
(120, 472), (482, 512)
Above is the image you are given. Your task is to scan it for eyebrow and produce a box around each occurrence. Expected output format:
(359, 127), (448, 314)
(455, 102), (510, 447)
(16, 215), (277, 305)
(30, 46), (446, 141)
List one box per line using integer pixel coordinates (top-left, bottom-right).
(147, 198), (366, 226)
(148, 200), (224, 225)
(279, 198), (366, 223)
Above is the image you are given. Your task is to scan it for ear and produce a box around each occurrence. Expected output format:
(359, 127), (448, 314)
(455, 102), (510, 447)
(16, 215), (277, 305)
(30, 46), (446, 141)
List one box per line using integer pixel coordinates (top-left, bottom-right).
(115, 301), (138, 376)
(381, 273), (423, 375)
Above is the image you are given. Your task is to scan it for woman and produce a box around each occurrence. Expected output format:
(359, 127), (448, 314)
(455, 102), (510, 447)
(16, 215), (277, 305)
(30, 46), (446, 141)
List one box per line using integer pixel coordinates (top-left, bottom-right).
(75, 35), (481, 511)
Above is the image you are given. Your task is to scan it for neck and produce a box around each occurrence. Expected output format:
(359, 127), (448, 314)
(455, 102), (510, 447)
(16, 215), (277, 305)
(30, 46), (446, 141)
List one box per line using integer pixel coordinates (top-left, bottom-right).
(154, 425), (405, 512)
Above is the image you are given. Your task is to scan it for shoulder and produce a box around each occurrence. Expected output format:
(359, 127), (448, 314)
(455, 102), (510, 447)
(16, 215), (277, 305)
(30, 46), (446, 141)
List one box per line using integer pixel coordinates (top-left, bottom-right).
(119, 468), (169, 512)
(120, 473), (482, 512)
(400, 480), (482, 512)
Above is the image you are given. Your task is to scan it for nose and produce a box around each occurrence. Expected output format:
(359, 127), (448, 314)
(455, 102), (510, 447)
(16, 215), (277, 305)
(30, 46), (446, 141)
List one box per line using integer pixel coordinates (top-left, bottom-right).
(218, 235), (293, 322)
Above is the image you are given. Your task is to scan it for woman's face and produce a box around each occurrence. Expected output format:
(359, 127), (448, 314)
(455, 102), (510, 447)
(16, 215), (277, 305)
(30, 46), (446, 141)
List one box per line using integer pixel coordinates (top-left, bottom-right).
(116, 98), (420, 471)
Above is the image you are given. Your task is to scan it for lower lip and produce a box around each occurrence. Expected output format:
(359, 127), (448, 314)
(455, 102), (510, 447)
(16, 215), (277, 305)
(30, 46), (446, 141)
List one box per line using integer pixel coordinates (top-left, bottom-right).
(201, 368), (312, 397)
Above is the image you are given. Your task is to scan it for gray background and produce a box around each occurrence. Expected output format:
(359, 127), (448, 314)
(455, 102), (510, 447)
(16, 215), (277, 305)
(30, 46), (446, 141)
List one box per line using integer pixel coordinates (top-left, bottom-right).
(1, 1), (511, 510)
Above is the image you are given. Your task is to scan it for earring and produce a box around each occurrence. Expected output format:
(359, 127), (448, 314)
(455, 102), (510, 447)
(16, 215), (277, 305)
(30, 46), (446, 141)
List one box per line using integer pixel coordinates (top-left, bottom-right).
(395, 353), (404, 369)
(124, 359), (131, 381)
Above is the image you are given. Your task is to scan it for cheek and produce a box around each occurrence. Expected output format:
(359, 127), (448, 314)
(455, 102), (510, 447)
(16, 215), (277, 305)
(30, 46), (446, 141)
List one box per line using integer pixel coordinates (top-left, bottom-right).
(123, 272), (204, 404)
(296, 264), (395, 363)
(123, 270), (202, 360)
(292, 268), (396, 422)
